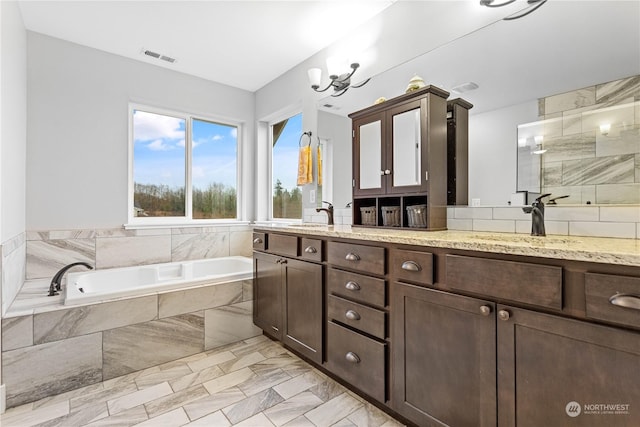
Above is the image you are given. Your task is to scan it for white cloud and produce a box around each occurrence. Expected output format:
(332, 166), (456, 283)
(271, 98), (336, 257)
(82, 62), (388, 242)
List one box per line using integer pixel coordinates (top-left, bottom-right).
(212, 135), (223, 141)
(176, 139), (186, 148)
(134, 110), (184, 142)
(147, 139), (174, 151)
(230, 128), (238, 139)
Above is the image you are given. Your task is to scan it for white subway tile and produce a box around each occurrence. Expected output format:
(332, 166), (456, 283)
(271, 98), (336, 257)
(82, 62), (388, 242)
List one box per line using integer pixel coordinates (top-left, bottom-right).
(569, 221), (636, 238)
(545, 206), (599, 221)
(447, 207), (455, 219)
(446, 219), (473, 231)
(472, 220), (516, 233)
(492, 207), (531, 220)
(599, 206), (640, 222)
(454, 207), (493, 220)
(518, 220), (569, 236)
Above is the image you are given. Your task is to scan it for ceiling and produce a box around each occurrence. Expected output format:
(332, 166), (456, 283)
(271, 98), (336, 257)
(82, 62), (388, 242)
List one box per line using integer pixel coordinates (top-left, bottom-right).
(17, 0), (398, 92)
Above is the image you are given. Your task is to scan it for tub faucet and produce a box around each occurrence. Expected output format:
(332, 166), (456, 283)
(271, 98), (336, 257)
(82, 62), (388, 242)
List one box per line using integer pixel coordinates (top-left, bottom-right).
(316, 201), (334, 225)
(522, 193), (551, 236)
(48, 262), (93, 296)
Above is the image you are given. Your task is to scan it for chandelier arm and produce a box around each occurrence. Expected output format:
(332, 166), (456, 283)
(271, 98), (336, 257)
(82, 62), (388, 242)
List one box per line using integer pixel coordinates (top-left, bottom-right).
(479, 0), (517, 7)
(312, 81), (335, 93)
(334, 64), (359, 84)
(331, 87), (349, 97)
(503, 0), (546, 20)
(350, 78), (371, 89)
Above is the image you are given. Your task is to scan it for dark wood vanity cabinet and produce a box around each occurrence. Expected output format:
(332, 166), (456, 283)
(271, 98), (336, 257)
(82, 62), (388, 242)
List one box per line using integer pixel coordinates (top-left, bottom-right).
(253, 233), (323, 364)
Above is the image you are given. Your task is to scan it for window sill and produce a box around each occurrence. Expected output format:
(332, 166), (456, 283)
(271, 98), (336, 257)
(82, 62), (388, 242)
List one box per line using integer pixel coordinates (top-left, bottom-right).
(124, 220), (251, 230)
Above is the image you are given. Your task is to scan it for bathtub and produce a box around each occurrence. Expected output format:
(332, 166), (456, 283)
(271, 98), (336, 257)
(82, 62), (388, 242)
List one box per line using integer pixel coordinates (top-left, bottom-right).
(65, 256), (253, 305)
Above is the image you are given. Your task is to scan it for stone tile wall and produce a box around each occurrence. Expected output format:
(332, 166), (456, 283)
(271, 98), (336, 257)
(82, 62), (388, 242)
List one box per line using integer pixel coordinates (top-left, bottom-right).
(1, 233), (26, 316)
(522, 75), (640, 204)
(1, 278), (260, 408)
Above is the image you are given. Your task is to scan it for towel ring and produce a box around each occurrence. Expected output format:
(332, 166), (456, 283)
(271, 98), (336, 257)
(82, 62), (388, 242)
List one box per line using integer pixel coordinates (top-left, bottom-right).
(299, 131), (312, 147)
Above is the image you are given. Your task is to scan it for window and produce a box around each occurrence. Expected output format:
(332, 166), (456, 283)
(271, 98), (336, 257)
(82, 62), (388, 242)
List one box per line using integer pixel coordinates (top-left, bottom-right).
(129, 105), (238, 223)
(271, 113), (303, 219)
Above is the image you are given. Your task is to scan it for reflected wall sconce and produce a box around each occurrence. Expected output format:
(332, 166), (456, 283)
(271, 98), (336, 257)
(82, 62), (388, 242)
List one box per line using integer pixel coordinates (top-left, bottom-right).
(532, 135), (546, 154)
(599, 123), (611, 136)
(308, 58), (370, 97)
(479, 0), (547, 20)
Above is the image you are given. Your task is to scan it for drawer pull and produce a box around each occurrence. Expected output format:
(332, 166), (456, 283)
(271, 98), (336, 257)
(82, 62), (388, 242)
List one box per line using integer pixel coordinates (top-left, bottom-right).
(345, 253), (361, 261)
(401, 261), (422, 272)
(498, 309), (511, 321)
(609, 294), (640, 310)
(253, 237), (263, 244)
(271, 326), (279, 332)
(304, 246), (318, 254)
(345, 281), (361, 291)
(345, 352), (361, 364)
(480, 305), (492, 316)
(345, 310), (361, 321)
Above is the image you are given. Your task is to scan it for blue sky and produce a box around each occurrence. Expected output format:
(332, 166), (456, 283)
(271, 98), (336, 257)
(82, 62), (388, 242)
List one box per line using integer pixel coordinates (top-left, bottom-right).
(133, 110), (237, 190)
(272, 113), (302, 192)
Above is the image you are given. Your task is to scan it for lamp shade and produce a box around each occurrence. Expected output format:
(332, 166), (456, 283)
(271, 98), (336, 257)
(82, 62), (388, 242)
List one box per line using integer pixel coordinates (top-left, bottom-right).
(326, 57), (346, 79)
(308, 68), (322, 88)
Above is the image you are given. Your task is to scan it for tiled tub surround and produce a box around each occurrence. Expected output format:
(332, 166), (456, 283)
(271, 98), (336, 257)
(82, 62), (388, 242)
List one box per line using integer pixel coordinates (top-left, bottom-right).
(525, 74), (640, 204)
(1, 233), (27, 316)
(447, 205), (640, 239)
(1, 277), (261, 409)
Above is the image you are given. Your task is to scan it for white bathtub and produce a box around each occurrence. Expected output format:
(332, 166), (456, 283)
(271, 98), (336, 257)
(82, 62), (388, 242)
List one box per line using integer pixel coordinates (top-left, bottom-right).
(65, 256), (253, 305)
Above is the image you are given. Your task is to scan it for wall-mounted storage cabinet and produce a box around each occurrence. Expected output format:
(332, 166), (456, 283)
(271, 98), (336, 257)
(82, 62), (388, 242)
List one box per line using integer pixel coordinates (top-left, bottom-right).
(349, 85), (449, 230)
(447, 98), (473, 205)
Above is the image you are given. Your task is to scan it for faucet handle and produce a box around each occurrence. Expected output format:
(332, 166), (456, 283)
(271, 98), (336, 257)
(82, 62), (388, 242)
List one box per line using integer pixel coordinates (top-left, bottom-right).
(322, 201), (333, 209)
(535, 193), (552, 203)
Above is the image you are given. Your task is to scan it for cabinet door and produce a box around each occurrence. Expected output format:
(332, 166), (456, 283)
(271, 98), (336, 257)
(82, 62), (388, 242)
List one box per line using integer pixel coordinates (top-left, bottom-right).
(497, 306), (640, 427)
(282, 258), (323, 364)
(353, 112), (386, 196)
(391, 283), (496, 427)
(388, 99), (428, 194)
(253, 252), (282, 340)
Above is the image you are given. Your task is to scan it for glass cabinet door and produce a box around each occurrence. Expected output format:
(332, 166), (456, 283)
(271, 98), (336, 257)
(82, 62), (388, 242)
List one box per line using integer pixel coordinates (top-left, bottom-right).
(353, 113), (385, 196)
(392, 108), (421, 188)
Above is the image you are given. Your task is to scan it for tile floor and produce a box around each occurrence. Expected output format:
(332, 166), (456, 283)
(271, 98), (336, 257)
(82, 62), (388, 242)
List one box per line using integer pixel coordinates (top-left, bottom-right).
(0, 335), (405, 427)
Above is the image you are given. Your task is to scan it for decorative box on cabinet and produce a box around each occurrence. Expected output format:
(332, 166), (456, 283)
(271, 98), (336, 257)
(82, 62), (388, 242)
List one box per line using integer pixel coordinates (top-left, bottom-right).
(349, 85), (449, 230)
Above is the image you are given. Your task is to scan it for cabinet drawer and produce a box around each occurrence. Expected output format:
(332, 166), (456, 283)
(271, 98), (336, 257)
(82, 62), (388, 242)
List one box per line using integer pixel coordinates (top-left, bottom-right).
(328, 242), (385, 275)
(300, 238), (322, 262)
(328, 295), (386, 339)
(445, 255), (562, 310)
(327, 268), (386, 307)
(268, 234), (298, 257)
(390, 249), (433, 285)
(326, 321), (386, 402)
(252, 232), (266, 251)
(585, 272), (640, 330)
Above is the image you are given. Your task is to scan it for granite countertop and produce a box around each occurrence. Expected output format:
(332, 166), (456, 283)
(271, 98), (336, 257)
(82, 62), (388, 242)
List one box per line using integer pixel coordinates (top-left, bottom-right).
(254, 224), (640, 267)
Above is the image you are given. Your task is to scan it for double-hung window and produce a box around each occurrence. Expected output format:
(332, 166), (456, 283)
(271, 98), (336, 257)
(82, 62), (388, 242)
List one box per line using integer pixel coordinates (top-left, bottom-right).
(271, 112), (303, 219)
(128, 105), (239, 224)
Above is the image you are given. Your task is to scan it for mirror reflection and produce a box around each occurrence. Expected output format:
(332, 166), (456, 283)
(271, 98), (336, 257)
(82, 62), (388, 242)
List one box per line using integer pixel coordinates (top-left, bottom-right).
(359, 121), (383, 190)
(393, 108), (421, 187)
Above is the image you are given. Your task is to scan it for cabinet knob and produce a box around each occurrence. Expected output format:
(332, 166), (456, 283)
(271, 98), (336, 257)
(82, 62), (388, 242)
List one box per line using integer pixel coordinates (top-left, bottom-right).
(280, 259), (287, 265)
(345, 310), (361, 321)
(253, 237), (263, 244)
(401, 261), (422, 272)
(384, 169), (391, 175)
(480, 305), (492, 316)
(304, 246), (317, 254)
(345, 352), (360, 364)
(380, 170), (386, 176)
(345, 281), (361, 291)
(345, 253), (360, 262)
(609, 294), (640, 310)
(498, 309), (511, 321)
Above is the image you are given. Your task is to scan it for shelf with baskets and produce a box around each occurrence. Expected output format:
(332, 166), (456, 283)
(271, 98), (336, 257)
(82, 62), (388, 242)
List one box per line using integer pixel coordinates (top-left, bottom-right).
(352, 195), (431, 229)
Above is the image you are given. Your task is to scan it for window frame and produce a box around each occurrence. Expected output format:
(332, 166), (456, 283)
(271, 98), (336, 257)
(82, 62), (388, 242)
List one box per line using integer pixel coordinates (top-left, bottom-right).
(127, 103), (243, 227)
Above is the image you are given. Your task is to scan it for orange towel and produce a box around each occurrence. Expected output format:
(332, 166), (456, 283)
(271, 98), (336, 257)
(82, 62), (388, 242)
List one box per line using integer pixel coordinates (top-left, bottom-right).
(317, 145), (323, 186)
(297, 145), (312, 186)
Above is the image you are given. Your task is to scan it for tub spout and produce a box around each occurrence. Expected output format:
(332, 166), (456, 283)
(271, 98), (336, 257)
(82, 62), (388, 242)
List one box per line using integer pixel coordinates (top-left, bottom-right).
(48, 262), (93, 296)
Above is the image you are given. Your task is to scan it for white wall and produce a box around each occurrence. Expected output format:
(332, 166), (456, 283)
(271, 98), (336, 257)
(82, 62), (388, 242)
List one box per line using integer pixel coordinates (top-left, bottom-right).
(468, 100), (539, 206)
(27, 32), (255, 230)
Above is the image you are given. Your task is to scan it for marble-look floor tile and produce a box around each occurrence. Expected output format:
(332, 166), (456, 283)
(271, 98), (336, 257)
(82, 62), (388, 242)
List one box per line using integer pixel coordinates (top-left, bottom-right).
(250, 354), (299, 376)
(34, 402), (108, 427)
(282, 415), (316, 427)
(222, 388), (284, 424)
(107, 382), (173, 415)
(0, 401), (68, 427)
(187, 350), (237, 372)
(69, 382), (138, 412)
(273, 370), (327, 400)
(304, 392), (363, 427)
(144, 384), (209, 418)
(347, 403), (400, 427)
(238, 367), (291, 397)
(219, 351), (267, 374)
(264, 391), (324, 426)
(234, 412), (276, 427)
(32, 381), (104, 410)
(202, 367), (257, 395)
(169, 364), (224, 392)
(186, 410), (232, 426)
(183, 386), (246, 421)
(135, 362), (193, 390)
(83, 405), (149, 427)
(133, 407), (190, 427)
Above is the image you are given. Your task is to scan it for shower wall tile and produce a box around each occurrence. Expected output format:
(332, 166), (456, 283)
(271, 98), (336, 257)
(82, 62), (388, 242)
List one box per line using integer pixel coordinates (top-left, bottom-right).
(600, 206), (640, 223)
(596, 127), (640, 158)
(33, 295), (158, 344)
(3, 333), (102, 407)
(596, 75), (640, 104)
(545, 206), (599, 221)
(230, 231), (252, 257)
(562, 154), (635, 186)
(543, 133), (596, 163)
(103, 313), (204, 380)
(26, 239), (95, 280)
(96, 235), (171, 269)
(158, 281), (243, 319)
(2, 315), (33, 351)
(492, 207), (531, 221)
(204, 301), (261, 351)
(545, 87), (596, 115)
(542, 162), (563, 187)
(596, 183), (640, 204)
(171, 232), (229, 262)
(542, 185), (596, 205)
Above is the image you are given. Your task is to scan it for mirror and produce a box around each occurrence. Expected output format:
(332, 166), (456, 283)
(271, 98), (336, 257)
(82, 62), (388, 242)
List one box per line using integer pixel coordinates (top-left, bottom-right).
(359, 120), (383, 190)
(393, 108), (421, 187)
(317, 1), (639, 206)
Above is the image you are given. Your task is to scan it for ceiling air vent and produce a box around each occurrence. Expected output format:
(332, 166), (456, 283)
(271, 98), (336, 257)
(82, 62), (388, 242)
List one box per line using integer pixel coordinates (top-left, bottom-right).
(141, 48), (177, 64)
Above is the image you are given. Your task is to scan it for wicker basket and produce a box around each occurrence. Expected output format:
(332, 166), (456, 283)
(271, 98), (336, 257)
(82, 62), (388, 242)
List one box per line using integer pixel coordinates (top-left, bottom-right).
(359, 206), (377, 226)
(406, 204), (427, 228)
(381, 206), (401, 227)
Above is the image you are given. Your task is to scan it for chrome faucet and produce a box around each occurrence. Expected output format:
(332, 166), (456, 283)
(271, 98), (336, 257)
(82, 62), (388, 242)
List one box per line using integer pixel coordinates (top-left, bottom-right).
(522, 193), (551, 236)
(48, 262), (93, 296)
(316, 201), (334, 225)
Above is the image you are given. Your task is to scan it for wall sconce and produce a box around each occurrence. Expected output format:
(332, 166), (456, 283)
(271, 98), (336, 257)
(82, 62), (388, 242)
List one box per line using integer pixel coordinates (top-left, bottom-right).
(308, 58), (371, 97)
(479, 0), (547, 20)
(599, 123), (611, 136)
